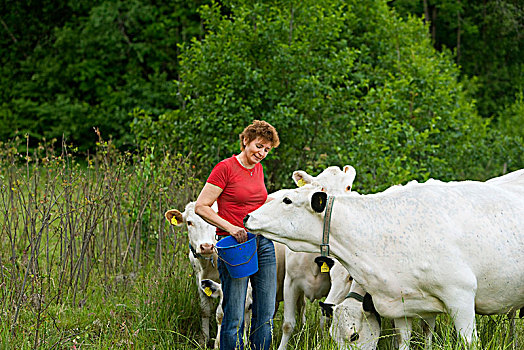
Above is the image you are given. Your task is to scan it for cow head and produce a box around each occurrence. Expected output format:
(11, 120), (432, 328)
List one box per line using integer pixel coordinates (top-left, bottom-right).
(245, 185), (332, 253)
(165, 202), (217, 256)
(330, 295), (381, 350)
(293, 165), (356, 194)
(320, 267), (353, 319)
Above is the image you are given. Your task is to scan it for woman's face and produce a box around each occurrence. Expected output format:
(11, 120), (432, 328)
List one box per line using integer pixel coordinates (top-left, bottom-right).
(243, 137), (273, 165)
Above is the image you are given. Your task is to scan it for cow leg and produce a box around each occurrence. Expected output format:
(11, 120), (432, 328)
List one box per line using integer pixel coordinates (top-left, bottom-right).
(394, 317), (413, 350)
(507, 310), (516, 350)
(445, 296), (477, 347)
(319, 315), (326, 332)
(244, 282), (253, 340)
(214, 294), (224, 349)
(297, 294), (306, 325)
(278, 278), (302, 350)
(422, 316), (436, 349)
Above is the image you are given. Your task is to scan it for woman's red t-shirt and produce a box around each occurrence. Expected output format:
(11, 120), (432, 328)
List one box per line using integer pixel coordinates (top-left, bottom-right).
(206, 155), (268, 235)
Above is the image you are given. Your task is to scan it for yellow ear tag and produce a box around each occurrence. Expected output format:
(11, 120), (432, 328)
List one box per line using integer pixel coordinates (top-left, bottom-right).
(321, 262), (330, 273)
(170, 217), (178, 226)
(297, 179), (306, 187)
(204, 287), (212, 296)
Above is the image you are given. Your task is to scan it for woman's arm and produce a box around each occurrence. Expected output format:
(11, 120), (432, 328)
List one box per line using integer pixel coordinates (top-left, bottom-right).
(195, 183), (248, 243)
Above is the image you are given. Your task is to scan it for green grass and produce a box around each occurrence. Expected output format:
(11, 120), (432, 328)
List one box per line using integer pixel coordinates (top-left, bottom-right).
(0, 140), (522, 349)
(2, 213), (523, 350)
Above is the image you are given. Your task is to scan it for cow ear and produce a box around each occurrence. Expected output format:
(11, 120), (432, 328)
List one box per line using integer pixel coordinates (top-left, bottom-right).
(293, 170), (314, 187)
(343, 165), (356, 181)
(314, 256), (335, 270)
(311, 192), (328, 212)
(165, 209), (184, 226)
(343, 165), (356, 174)
(315, 256), (335, 272)
(362, 293), (375, 312)
(362, 293), (375, 313)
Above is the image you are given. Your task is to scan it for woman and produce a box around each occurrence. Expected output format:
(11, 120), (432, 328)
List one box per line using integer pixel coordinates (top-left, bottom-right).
(195, 120), (280, 350)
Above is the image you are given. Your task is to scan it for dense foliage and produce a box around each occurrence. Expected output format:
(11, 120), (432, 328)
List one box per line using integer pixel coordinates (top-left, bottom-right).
(391, 0), (524, 120)
(135, 0), (522, 192)
(1, 0), (522, 191)
(0, 0), (207, 150)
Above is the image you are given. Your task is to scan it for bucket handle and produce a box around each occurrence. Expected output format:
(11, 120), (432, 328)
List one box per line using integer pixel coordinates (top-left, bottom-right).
(214, 237), (258, 267)
(217, 248), (257, 267)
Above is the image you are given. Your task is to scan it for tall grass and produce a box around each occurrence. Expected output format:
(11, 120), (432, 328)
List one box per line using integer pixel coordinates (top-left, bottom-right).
(0, 134), (203, 348)
(0, 135), (522, 349)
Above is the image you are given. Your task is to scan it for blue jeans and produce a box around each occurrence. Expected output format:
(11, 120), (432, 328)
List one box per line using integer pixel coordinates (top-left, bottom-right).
(218, 235), (277, 350)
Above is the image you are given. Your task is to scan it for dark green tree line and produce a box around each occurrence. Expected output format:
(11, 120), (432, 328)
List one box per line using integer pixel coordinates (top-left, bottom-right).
(390, 0), (524, 122)
(0, 0), (208, 150)
(1, 0), (522, 191)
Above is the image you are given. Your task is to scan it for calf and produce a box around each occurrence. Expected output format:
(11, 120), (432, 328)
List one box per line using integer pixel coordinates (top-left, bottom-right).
(165, 202), (221, 347)
(330, 280), (436, 350)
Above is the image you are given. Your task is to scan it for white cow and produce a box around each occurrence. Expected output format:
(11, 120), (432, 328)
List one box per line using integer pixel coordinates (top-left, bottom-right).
(244, 170), (524, 349)
(165, 202), (253, 348)
(330, 281), (381, 350)
(165, 202), (220, 347)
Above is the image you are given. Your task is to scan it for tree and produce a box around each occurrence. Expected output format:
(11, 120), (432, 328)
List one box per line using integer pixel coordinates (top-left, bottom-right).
(391, 0), (524, 119)
(0, 0), (208, 150)
(136, 0), (521, 192)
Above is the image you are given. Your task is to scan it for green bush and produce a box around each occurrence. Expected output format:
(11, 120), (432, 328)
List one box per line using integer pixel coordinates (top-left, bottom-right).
(134, 0), (521, 192)
(0, 0), (207, 151)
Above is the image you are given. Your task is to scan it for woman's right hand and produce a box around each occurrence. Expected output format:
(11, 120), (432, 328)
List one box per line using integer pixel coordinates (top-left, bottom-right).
(229, 225), (248, 243)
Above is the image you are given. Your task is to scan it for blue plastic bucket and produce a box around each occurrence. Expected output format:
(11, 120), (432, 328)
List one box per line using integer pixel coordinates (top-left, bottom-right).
(216, 232), (258, 278)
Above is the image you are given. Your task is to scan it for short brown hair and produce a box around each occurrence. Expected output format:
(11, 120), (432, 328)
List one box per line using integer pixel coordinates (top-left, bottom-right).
(239, 120), (280, 151)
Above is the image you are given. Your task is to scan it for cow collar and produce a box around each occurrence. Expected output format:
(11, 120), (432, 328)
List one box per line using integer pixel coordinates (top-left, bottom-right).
(320, 195), (336, 257)
(346, 291), (365, 302)
(189, 242), (215, 266)
(345, 291), (382, 327)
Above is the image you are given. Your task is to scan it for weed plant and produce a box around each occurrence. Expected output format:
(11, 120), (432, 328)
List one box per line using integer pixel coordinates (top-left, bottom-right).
(0, 136), (522, 349)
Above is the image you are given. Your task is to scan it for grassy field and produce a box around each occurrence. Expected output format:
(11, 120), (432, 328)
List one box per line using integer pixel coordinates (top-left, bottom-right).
(0, 138), (522, 349)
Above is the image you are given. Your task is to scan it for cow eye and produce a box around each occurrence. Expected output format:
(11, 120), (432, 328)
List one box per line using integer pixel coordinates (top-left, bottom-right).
(346, 185), (351, 192)
(187, 220), (193, 226)
(283, 197), (292, 204)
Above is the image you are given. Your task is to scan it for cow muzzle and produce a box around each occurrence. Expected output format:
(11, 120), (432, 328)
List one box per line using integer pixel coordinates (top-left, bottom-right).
(349, 332), (359, 342)
(199, 243), (214, 255)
